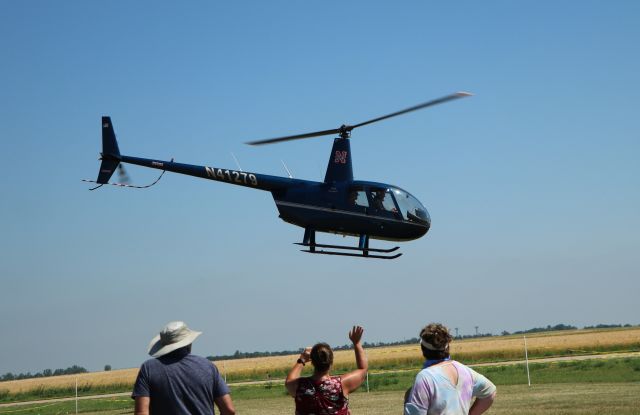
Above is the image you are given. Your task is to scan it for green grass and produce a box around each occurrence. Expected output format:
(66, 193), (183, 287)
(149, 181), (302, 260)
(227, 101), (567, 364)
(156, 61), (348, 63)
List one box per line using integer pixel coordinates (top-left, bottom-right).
(0, 397), (133, 415)
(2, 357), (639, 409)
(11, 382), (635, 415)
(228, 357), (640, 399)
(0, 383), (132, 404)
(218, 343), (640, 383)
(478, 357), (640, 385)
(233, 383), (640, 415)
(2, 359), (640, 415)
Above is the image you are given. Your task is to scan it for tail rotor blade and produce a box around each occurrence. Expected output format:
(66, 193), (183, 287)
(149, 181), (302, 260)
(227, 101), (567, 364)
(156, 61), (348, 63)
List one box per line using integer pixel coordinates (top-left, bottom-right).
(118, 164), (131, 184)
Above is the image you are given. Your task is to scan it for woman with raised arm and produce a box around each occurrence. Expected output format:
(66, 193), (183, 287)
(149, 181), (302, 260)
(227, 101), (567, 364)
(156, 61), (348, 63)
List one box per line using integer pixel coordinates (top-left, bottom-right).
(404, 323), (497, 415)
(286, 326), (368, 415)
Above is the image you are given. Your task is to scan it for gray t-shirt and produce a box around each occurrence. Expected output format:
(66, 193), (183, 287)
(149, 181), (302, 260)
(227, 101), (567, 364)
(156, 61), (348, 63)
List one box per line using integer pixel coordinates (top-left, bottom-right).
(132, 349), (230, 415)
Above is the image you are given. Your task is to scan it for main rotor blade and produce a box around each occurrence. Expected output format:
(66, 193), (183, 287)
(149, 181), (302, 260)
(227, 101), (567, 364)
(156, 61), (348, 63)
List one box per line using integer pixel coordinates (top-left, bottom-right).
(350, 91), (473, 130)
(246, 127), (342, 146)
(245, 91), (472, 146)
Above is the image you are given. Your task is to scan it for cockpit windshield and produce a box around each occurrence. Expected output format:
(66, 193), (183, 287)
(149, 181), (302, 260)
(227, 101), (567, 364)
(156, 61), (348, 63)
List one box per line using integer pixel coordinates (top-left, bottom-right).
(391, 188), (430, 224)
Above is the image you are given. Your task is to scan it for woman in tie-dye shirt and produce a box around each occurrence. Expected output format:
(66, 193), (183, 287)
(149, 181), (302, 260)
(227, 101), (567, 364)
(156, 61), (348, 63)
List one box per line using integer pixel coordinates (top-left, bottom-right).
(404, 323), (496, 415)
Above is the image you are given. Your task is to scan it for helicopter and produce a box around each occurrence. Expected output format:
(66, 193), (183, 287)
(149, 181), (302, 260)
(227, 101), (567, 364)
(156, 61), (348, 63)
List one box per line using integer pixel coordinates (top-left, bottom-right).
(85, 92), (471, 259)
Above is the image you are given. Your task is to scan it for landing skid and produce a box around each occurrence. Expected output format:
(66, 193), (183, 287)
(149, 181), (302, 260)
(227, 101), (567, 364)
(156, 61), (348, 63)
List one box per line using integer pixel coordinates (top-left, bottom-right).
(295, 242), (399, 253)
(299, 247), (402, 260)
(295, 229), (402, 259)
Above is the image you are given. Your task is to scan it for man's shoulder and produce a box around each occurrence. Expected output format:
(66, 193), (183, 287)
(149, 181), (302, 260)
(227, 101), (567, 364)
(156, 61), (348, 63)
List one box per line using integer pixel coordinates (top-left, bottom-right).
(188, 354), (214, 364)
(140, 357), (159, 369)
(185, 355), (217, 370)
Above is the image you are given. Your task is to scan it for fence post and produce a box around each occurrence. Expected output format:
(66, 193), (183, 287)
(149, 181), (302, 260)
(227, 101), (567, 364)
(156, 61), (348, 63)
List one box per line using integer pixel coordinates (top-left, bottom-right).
(365, 349), (369, 393)
(524, 335), (531, 386)
(75, 377), (78, 414)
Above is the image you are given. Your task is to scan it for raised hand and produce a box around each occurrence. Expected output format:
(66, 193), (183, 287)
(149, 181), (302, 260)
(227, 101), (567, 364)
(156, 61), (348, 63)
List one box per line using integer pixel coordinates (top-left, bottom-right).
(349, 326), (364, 345)
(300, 346), (312, 363)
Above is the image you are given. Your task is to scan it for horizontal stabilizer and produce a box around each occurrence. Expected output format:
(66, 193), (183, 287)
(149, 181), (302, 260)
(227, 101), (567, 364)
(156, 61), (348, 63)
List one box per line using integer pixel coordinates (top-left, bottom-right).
(96, 159), (120, 184)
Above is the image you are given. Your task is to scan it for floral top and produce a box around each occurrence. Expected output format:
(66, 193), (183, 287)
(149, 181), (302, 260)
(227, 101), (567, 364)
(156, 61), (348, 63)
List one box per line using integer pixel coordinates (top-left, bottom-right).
(295, 376), (349, 415)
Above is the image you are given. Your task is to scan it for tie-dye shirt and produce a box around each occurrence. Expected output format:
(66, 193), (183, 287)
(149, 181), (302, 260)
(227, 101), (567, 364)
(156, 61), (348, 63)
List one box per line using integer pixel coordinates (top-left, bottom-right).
(404, 361), (496, 415)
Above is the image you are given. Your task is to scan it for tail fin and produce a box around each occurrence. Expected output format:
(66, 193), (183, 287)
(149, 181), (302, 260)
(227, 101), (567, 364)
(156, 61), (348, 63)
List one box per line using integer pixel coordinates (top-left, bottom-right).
(97, 116), (121, 184)
(324, 137), (353, 183)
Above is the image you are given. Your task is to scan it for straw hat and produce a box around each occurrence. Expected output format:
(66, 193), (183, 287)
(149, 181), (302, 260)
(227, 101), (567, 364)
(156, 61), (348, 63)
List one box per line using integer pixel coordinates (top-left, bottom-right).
(148, 321), (202, 358)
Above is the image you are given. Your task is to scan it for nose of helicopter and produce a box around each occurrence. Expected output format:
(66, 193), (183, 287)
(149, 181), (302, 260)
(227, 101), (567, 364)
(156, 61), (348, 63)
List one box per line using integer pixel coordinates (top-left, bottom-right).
(421, 208), (431, 235)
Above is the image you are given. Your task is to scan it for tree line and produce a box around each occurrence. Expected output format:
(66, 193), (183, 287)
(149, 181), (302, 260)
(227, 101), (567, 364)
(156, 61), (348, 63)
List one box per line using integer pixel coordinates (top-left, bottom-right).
(1, 365), (87, 382)
(500, 323), (635, 336)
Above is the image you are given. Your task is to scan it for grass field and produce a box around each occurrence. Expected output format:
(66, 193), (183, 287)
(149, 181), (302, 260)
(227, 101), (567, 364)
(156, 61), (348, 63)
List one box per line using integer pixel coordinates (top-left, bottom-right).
(1, 358), (639, 414)
(232, 383), (640, 415)
(2, 383), (639, 415)
(1, 327), (638, 402)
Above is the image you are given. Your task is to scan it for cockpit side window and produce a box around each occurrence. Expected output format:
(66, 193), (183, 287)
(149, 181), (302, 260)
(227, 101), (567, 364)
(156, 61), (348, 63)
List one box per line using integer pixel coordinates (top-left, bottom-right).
(348, 187), (369, 208)
(369, 188), (398, 213)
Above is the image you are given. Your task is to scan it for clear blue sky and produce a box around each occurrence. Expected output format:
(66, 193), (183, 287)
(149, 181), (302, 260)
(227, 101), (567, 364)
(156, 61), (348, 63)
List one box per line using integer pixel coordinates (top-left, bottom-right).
(1, 1), (638, 374)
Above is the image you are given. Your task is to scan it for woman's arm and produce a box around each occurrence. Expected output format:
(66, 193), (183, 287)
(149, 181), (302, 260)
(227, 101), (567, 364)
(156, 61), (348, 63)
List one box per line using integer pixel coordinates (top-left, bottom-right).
(341, 326), (368, 394)
(468, 366), (496, 414)
(469, 391), (496, 415)
(285, 347), (311, 397)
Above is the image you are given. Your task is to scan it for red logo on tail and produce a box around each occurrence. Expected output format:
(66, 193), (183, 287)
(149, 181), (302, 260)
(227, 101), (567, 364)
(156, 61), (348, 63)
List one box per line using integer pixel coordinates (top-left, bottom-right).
(334, 151), (348, 164)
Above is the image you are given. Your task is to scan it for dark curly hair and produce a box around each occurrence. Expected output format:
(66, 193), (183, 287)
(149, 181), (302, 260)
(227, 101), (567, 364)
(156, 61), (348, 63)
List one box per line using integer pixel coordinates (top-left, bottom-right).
(419, 323), (452, 360)
(310, 342), (333, 373)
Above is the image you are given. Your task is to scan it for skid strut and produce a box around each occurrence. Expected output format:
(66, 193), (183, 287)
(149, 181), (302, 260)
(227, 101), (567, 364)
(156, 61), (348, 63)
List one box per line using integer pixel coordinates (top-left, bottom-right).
(297, 230), (401, 259)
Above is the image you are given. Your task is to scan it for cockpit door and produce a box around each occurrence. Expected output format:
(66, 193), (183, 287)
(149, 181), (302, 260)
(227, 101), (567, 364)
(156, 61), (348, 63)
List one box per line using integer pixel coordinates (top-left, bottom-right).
(346, 186), (370, 213)
(367, 187), (402, 218)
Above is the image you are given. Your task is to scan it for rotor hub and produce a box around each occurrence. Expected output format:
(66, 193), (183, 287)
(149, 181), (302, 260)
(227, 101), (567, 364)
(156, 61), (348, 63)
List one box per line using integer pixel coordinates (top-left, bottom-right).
(338, 124), (351, 139)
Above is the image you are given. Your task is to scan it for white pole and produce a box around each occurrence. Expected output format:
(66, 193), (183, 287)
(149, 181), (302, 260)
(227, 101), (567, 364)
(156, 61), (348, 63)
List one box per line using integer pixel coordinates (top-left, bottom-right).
(223, 362), (227, 383)
(524, 336), (531, 386)
(75, 377), (78, 414)
(365, 350), (369, 393)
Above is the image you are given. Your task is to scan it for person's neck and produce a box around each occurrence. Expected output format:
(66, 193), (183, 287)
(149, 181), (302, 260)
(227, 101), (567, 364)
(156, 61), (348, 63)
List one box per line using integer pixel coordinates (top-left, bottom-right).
(312, 370), (330, 381)
(423, 356), (451, 369)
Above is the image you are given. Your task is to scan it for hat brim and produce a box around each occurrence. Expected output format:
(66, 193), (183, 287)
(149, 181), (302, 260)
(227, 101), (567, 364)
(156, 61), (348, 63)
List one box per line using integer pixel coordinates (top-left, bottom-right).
(147, 330), (202, 358)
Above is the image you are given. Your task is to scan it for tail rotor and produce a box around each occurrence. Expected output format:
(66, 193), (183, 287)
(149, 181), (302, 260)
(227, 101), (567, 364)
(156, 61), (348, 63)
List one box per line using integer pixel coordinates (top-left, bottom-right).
(83, 116), (167, 190)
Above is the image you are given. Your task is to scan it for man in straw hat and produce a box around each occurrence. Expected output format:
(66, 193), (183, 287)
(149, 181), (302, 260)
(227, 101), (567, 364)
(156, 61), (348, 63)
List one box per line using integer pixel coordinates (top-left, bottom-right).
(132, 321), (235, 415)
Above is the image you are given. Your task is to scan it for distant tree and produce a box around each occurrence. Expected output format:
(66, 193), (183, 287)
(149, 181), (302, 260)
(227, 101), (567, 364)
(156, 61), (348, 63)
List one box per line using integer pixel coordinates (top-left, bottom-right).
(501, 330), (510, 336)
(104, 365), (112, 371)
(65, 365), (87, 375)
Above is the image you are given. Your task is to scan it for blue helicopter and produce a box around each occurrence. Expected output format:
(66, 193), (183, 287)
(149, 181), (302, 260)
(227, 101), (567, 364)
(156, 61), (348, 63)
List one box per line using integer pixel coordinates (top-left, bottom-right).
(85, 92), (471, 259)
